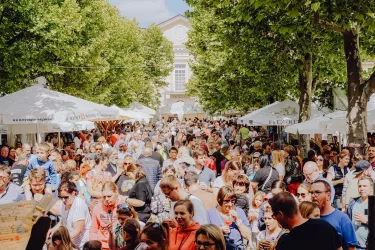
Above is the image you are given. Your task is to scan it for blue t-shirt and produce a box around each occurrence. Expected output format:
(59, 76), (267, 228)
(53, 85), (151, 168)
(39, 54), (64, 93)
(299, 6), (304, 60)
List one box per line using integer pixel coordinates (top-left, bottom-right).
(321, 209), (358, 249)
(207, 206), (250, 249)
(25, 158), (57, 187)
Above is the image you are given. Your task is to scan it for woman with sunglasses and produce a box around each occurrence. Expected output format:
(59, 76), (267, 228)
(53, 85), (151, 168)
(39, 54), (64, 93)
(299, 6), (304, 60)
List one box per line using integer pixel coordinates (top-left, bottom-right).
(49, 181), (91, 249)
(116, 157), (136, 196)
(194, 224), (225, 250)
(169, 200), (200, 250)
(207, 186), (251, 250)
(139, 222), (170, 250)
(109, 204), (145, 250)
(296, 183), (312, 203)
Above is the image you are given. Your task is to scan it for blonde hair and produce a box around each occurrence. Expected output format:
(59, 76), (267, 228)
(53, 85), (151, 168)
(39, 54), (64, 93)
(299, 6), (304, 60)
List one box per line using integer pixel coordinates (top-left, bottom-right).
(53, 159), (64, 174)
(64, 160), (77, 172)
(272, 150), (285, 166)
(252, 191), (266, 207)
(37, 142), (51, 153)
(160, 175), (180, 190)
(29, 167), (46, 182)
(102, 181), (118, 193)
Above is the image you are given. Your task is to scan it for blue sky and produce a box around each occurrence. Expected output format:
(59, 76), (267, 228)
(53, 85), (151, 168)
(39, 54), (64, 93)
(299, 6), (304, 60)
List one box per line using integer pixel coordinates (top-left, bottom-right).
(108, 0), (190, 28)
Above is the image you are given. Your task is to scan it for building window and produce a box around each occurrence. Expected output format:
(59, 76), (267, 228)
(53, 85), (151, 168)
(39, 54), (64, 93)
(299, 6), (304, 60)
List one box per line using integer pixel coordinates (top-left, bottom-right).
(174, 64), (186, 91)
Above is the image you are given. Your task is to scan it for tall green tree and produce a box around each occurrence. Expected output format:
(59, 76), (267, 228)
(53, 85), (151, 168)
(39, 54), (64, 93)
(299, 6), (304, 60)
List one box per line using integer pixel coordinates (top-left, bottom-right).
(0, 0), (173, 108)
(186, 0), (346, 155)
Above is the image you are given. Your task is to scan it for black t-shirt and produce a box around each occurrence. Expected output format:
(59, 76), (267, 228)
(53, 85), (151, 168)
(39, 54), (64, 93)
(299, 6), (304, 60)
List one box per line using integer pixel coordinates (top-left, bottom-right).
(128, 177), (152, 223)
(276, 219), (342, 250)
(0, 156), (13, 166)
(11, 164), (28, 186)
(252, 166), (279, 192)
(115, 174), (132, 196)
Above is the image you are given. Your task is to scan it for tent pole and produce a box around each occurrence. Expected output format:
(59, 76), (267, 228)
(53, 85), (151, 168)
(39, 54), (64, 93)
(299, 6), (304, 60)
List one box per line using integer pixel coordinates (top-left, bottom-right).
(36, 123), (41, 143)
(58, 131), (61, 150)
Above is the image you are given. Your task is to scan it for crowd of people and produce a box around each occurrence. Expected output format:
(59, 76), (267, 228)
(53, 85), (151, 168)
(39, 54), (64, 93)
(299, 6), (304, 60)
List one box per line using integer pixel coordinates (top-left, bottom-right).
(0, 117), (375, 250)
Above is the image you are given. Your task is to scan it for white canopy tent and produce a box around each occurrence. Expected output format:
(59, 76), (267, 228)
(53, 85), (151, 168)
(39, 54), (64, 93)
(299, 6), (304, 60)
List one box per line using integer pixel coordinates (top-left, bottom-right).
(129, 102), (156, 116)
(285, 111), (346, 134)
(109, 105), (152, 122)
(320, 109), (375, 134)
(238, 100), (329, 126)
(0, 121), (95, 134)
(286, 95), (375, 135)
(238, 101), (280, 125)
(0, 84), (118, 136)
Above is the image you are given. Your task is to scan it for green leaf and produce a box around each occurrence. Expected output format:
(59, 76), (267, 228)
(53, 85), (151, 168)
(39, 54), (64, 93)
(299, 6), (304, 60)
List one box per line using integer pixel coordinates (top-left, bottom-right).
(311, 2), (320, 12)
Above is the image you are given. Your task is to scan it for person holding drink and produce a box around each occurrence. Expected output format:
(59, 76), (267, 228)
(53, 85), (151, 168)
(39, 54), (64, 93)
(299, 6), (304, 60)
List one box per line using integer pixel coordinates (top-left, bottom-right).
(206, 186), (251, 250)
(256, 205), (285, 250)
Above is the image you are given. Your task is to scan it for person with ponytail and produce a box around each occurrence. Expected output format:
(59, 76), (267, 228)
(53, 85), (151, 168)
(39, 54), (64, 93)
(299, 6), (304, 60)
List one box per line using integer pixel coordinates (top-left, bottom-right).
(139, 222), (170, 250)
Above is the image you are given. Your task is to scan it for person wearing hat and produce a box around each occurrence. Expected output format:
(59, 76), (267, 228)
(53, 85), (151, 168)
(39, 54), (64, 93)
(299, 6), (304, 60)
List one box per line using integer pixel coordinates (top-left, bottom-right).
(342, 160), (375, 212)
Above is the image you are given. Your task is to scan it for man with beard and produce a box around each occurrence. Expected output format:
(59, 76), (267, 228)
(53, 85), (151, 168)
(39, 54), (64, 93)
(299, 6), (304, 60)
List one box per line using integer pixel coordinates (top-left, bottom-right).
(0, 165), (22, 204)
(311, 180), (358, 250)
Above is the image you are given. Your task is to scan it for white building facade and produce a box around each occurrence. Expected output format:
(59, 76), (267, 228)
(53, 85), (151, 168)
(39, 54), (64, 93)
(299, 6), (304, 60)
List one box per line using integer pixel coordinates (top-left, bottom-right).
(157, 15), (205, 119)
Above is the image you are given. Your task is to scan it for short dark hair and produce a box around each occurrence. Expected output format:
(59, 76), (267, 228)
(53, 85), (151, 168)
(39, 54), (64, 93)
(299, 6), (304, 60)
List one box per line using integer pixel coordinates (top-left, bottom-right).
(58, 181), (78, 195)
(83, 240), (102, 250)
(269, 192), (298, 218)
(262, 142), (271, 149)
(169, 147), (178, 153)
(217, 186), (236, 206)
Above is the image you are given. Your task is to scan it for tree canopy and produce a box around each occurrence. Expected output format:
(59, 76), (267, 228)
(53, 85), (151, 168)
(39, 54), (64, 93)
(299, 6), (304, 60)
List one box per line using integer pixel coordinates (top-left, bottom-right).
(0, 0), (173, 108)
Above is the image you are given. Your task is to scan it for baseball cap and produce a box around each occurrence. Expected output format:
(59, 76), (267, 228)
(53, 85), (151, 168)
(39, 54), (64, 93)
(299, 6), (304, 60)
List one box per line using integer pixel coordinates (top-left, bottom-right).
(352, 160), (371, 175)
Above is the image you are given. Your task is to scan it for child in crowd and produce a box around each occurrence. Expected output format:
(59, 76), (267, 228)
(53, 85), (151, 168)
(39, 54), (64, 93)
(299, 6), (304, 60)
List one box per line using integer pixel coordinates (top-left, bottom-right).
(23, 142), (57, 199)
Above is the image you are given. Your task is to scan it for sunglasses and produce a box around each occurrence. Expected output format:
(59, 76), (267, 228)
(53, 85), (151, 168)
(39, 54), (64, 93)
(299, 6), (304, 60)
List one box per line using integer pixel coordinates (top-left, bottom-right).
(117, 204), (130, 212)
(58, 195), (69, 200)
(124, 162), (132, 165)
(316, 159), (324, 162)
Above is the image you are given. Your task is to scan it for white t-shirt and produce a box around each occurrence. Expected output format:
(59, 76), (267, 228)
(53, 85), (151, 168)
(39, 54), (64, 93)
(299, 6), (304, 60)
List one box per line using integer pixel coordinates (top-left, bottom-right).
(61, 197), (91, 249)
(249, 131), (258, 138)
(275, 163), (285, 177)
(213, 176), (224, 189)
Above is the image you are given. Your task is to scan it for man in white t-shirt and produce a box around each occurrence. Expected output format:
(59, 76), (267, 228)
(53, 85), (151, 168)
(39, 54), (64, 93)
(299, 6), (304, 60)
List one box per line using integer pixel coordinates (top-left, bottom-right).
(248, 127), (258, 141)
(50, 181), (91, 249)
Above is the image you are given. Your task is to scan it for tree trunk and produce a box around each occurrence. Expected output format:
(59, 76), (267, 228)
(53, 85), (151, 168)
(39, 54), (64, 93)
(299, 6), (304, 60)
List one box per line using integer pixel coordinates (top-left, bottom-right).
(298, 53), (313, 159)
(343, 31), (368, 147)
